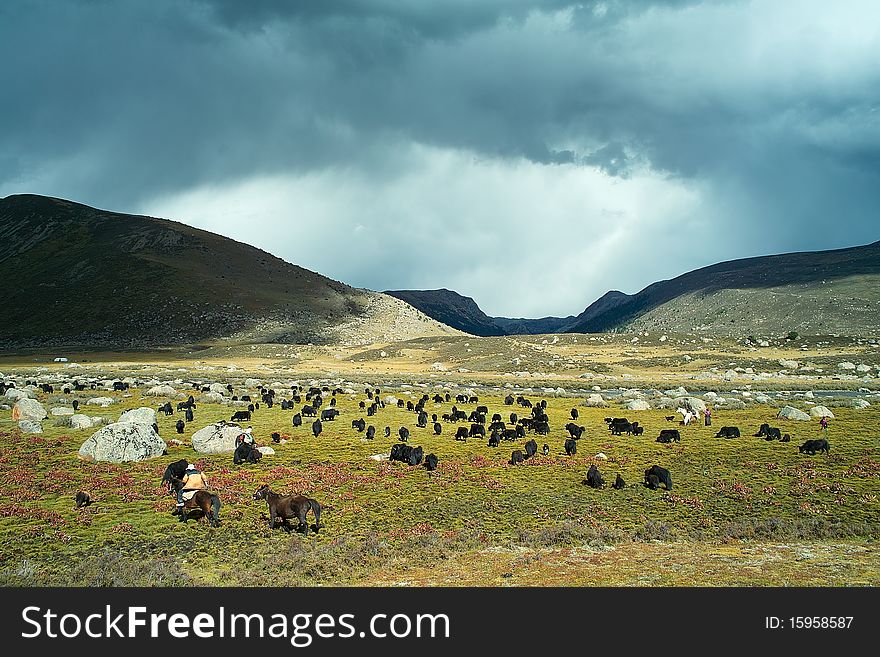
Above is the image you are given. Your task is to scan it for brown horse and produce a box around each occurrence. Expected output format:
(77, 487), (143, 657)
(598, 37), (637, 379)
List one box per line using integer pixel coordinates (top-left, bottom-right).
(252, 484), (323, 534)
(168, 478), (221, 527)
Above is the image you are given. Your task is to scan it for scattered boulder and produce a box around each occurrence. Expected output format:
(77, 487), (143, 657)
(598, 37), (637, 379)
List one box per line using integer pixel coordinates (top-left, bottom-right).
(256, 446), (275, 456)
(50, 406), (74, 416)
(118, 407), (157, 425)
(78, 422), (167, 463)
(625, 399), (652, 411)
(199, 392), (225, 404)
(208, 383), (227, 395)
(191, 422), (245, 454)
(777, 405), (811, 421)
(4, 388), (31, 401)
(71, 414), (94, 430)
(12, 398), (47, 421)
(145, 385), (177, 397)
(584, 393), (607, 407)
(809, 405), (835, 419)
(837, 362), (856, 371)
(674, 396), (707, 414)
(18, 420), (43, 434)
(778, 359), (799, 370)
(852, 399), (871, 409)
(86, 397), (114, 406)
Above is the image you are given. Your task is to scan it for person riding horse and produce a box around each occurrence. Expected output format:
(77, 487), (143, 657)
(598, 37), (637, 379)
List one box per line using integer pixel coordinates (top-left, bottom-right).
(174, 463), (209, 521)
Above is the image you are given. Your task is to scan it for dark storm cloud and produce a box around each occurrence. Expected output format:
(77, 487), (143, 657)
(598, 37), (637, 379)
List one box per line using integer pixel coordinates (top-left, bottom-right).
(1, 0), (878, 316)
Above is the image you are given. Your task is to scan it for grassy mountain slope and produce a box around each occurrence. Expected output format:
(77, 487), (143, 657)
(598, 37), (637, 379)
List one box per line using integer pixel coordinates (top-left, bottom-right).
(384, 289), (506, 336)
(566, 241), (880, 336)
(0, 194), (457, 349)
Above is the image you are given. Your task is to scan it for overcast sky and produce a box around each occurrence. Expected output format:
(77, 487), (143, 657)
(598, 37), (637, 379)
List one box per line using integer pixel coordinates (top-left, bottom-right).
(2, 1), (878, 317)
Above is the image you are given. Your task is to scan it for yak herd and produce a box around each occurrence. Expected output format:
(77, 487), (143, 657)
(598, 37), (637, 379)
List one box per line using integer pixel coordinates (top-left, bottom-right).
(51, 378), (833, 532)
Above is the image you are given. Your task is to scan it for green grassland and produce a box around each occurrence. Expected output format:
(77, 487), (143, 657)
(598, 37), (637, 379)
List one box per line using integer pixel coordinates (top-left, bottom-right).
(1, 384), (878, 586)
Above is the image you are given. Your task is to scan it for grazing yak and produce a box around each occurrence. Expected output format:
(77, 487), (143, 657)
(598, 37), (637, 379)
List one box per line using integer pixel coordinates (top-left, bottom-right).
(366, 425), (376, 440)
(455, 426), (469, 441)
(433, 422), (442, 436)
(161, 459), (189, 491)
(423, 453), (439, 472)
(312, 419), (323, 438)
(233, 441), (262, 465)
(390, 444), (424, 466)
(524, 439), (538, 459)
(644, 465), (672, 490)
(799, 439), (830, 455)
(175, 419), (185, 434)
(352, 418), (366, 432)
(584, 464), (604, 488)
(570, 408), (579, 420)
(301, 405), (317, 417)
(715, 426), (741, 438)
(565, 423), (585, 439)
(292, 413), (302, 427)
(320, 408), (339, 421)
(398, 426), (411, 442)
(564, 438), (577, 456)
(74, 491), (92, 509)
(231, 410), (251, 422)
(612, 474), (626, 490)
(488, 432), (500, 448)
(509, 450), (525, 465)
(754, 424), (782, 440)
(158, 402), (174, 416)
(384, 426), (391, 438)
(656, 429), (681, 443)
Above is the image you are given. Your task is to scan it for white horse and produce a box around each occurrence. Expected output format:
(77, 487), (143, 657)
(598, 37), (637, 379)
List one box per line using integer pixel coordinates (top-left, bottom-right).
(677, 406), (695, 425)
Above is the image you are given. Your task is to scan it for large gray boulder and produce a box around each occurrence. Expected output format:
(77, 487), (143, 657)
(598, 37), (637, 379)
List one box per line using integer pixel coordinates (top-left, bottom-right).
(4, 388), (32, 401)
(18, 420), (43, 434)
(12, 398), (47, 421)
(145, 385), (176, 397)
(809, 405), (835, 419)
(71, 414), (95, 430)
(208, 383), (227, 395)
(50, 406), (75, 416)
(625, 399), (652, 411)
(78, 422), (167, 463)
(777, 405), (811, 421)
(118, 407), (158, 425)
(673, 396), (707, 414)
(584, 393), (607, 407)
(191, 422), (245, 453)
(199, 392), (225, 404)
(86, 397), (115, 406)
